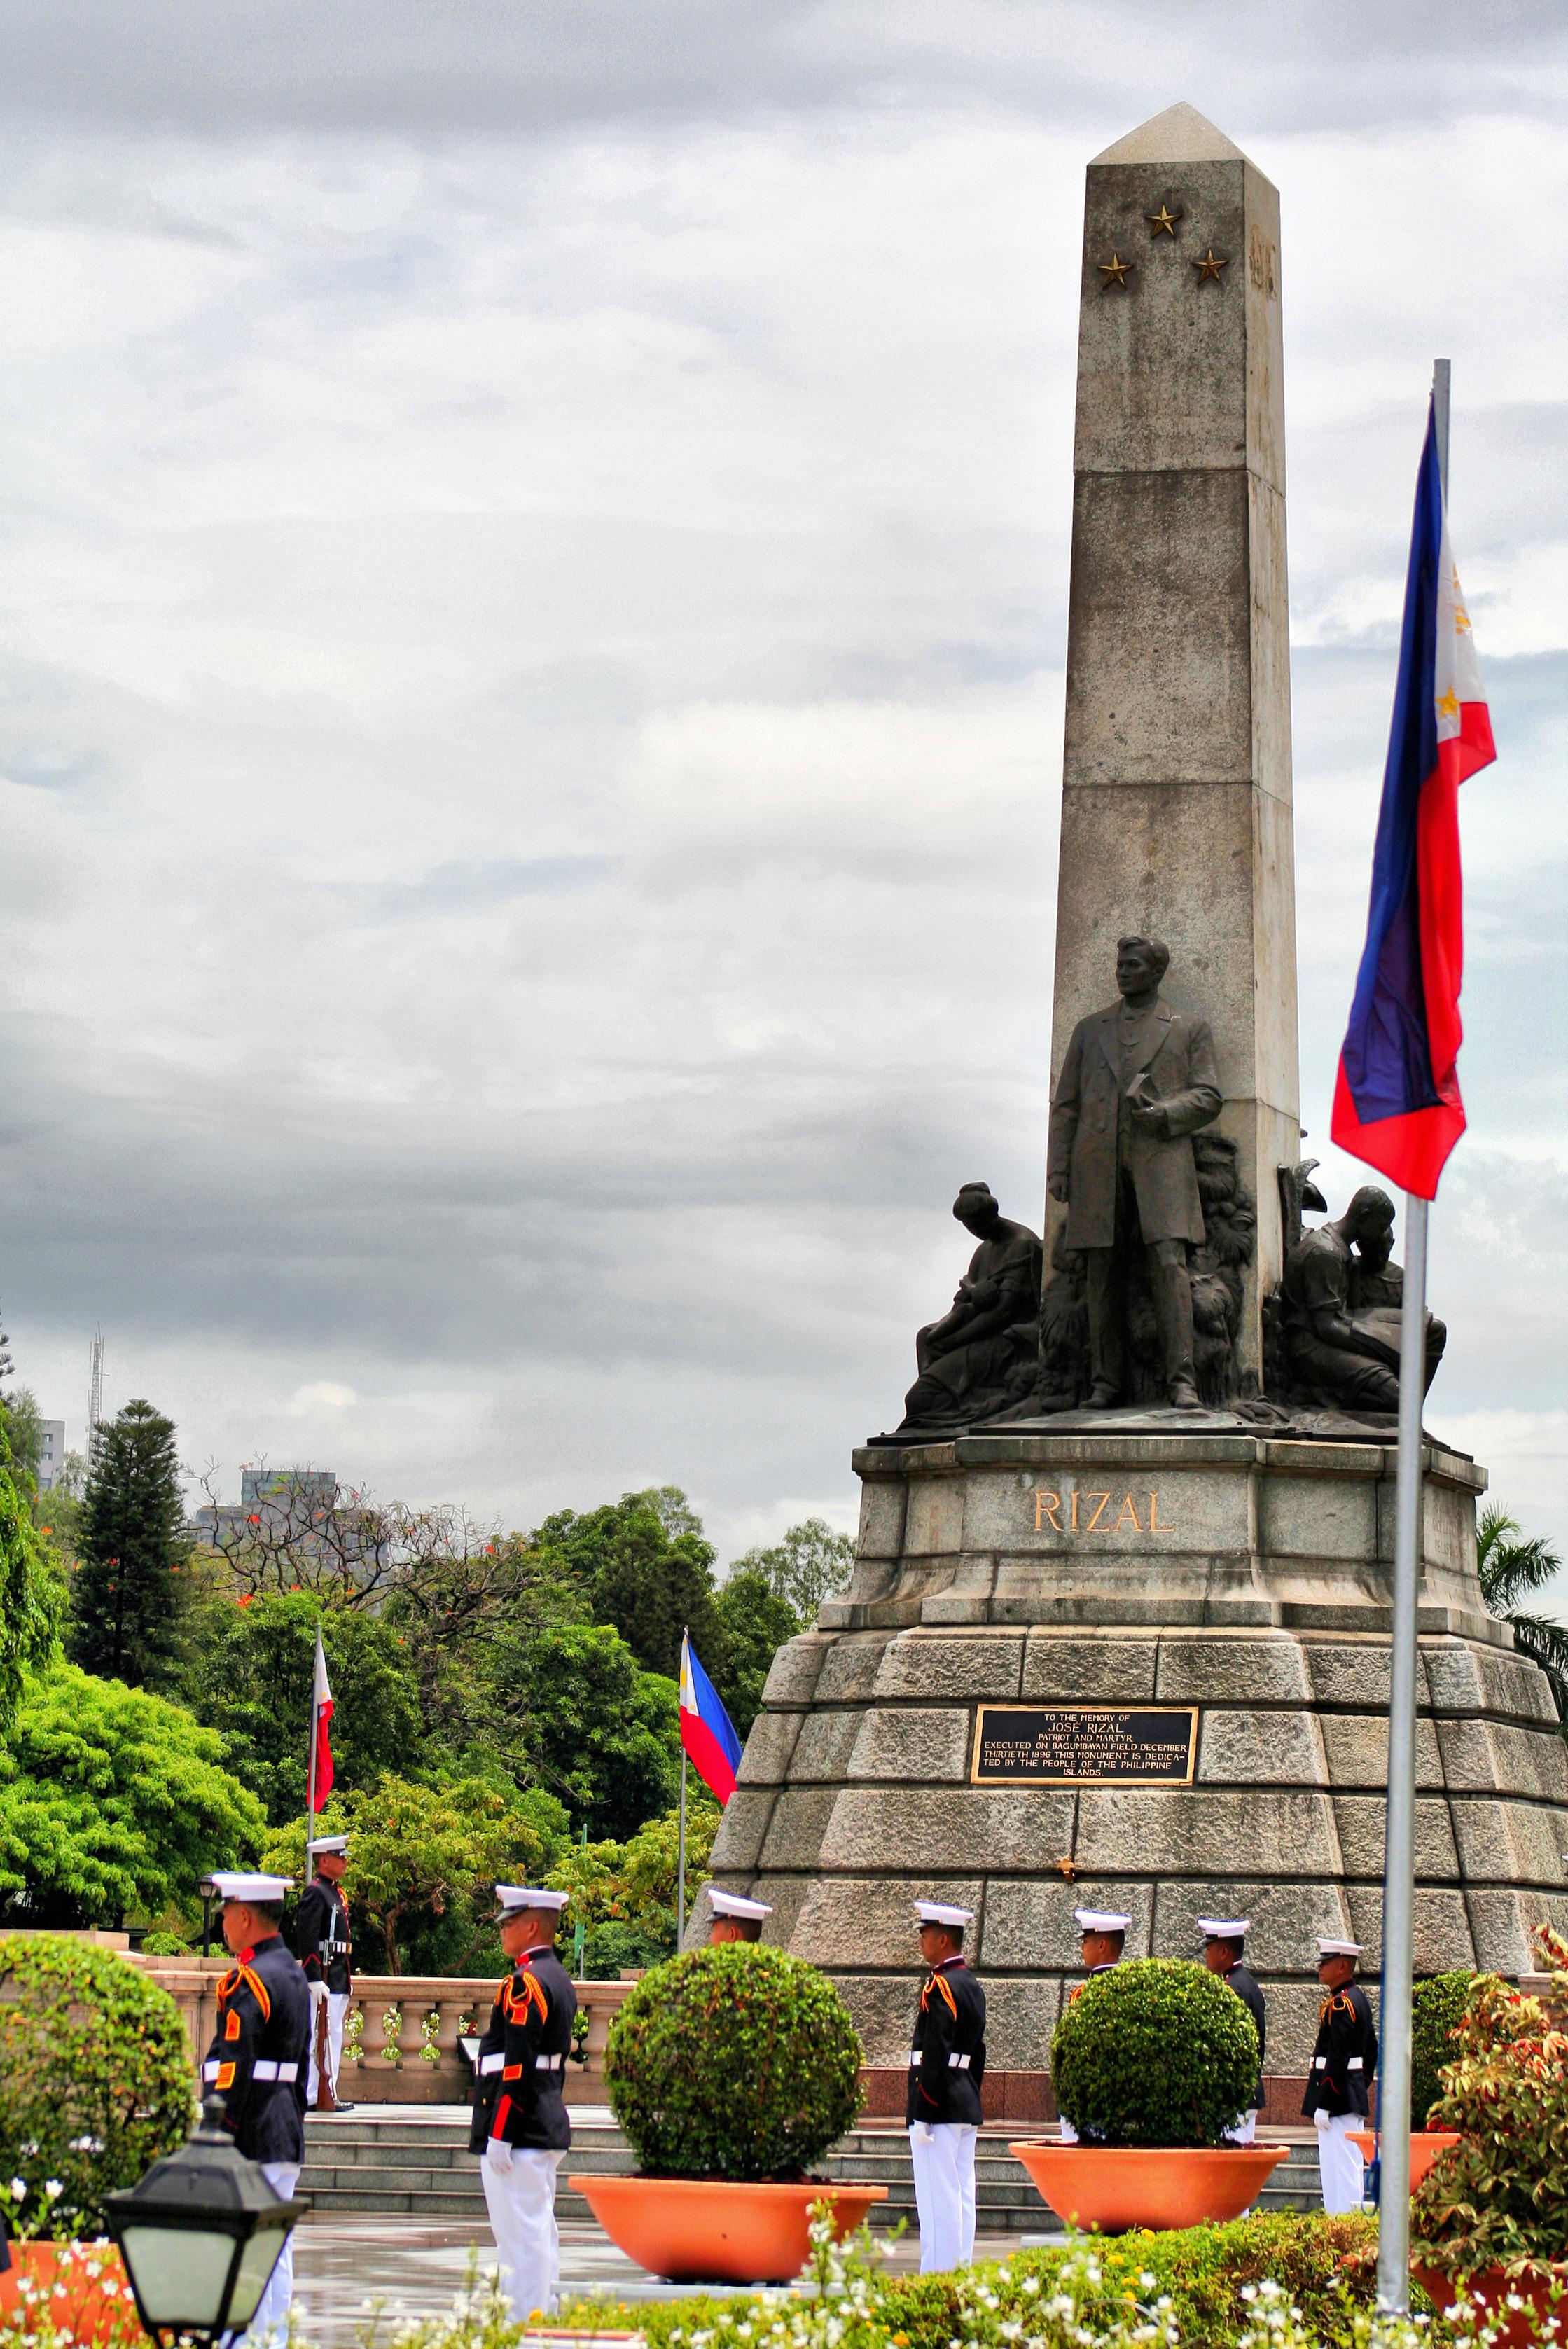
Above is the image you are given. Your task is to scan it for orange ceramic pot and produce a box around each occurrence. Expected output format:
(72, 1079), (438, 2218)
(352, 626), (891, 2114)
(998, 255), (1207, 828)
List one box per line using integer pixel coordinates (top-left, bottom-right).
(569, 2176), (889, 2284)
(1351, 2130), (1460, 2190)
(1412, 2263), (1568, 2349)
(1010, 2142), (1289, 2231)
(0, 2243), (139, 2343)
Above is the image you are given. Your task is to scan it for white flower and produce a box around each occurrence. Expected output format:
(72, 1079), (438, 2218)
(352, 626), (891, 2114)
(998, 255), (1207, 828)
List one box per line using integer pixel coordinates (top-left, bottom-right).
(44, 2180), (64, 2201)
(8, 2177), (25, 2200)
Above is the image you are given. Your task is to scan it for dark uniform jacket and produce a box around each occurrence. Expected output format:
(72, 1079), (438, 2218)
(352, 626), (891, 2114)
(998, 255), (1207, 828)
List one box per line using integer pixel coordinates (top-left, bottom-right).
(468, 1943), (576, 2156)
(1302, 1979), (1378, 2119)
(1222, 1960), (1268, 2113)
(202, 1933), (310, 2164)
(296, 1876), (353, 1995)
(906, 1956), (986, 2128)
(1046, 998), (1223, 1250)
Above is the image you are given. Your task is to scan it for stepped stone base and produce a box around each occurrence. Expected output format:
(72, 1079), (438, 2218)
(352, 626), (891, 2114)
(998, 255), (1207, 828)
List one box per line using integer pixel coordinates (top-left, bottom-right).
(708, 1428), (1568, 2085)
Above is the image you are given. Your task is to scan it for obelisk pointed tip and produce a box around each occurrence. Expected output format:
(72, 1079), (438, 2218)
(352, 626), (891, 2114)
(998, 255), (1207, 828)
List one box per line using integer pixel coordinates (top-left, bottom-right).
(1090, 102), (1249, 167)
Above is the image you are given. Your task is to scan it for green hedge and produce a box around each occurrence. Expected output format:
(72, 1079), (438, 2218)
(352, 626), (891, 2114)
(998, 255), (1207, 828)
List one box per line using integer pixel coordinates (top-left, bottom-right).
(1051, 1958), (1261, 2147)
(0, 1934), (194, 2234)
(604, 1942), (862, 2179)
(1410, 1969), (1482, 2127)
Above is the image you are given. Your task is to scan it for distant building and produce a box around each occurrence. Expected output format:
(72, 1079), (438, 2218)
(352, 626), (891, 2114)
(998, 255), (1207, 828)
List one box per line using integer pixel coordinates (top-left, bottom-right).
(192, 1467), (385, 1584)
(36, 1421), (68, 1492)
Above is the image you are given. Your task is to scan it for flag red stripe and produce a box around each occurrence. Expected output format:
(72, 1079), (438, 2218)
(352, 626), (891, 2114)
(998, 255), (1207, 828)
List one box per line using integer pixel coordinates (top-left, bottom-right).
(680, 1710), (737, 1805)
(312, 1696), (335, 1809)
(1330, 1058), (1466, 1204)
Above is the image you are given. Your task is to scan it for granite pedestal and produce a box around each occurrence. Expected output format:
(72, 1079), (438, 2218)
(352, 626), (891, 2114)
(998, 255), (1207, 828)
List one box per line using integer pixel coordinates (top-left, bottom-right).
(706, 1432), (1568, 2116)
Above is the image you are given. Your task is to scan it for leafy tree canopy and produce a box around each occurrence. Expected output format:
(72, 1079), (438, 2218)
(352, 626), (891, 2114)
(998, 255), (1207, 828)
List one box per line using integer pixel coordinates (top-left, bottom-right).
(474, 1616), (679, 1840)
(731, 1515), (856, 1623)
(532, 1487), (724, 1683)
(0, 1663), (265, 1929)
(0, 1415), (64, 1738)
(180, 1588), (426, 1826)
(1478, 1502), (1568, 1721)
(69, 1398), (188, 1691)
(712, 1569), (800, 1736)
(261, 1772), (570, 1976)
(547, 1795), (721, 1960)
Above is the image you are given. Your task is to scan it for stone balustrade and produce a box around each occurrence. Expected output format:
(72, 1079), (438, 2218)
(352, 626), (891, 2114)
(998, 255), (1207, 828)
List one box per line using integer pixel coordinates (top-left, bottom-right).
(128, 1954), (636, 2105)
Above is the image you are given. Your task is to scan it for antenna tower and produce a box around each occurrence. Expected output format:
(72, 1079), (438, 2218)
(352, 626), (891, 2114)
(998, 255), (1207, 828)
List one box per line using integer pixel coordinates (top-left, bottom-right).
(88, 1327), (104, 1468)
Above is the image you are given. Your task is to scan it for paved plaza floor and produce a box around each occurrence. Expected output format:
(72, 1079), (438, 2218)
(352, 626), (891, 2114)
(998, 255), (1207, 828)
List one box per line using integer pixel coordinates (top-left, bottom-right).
(291, 2217), (1049, 2343)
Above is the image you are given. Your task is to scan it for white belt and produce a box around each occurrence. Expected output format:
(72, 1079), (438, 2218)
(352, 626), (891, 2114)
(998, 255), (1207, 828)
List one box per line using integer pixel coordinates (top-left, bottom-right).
(252, 2061), (298, 2083)
(202, 2062), (220, 2081)
(907, 2050), (970, 2070)
(1314, 2057), (1326, 2068)
(480, 2053), (504, 2074)
(1347, 2058), (1364, 2070)
(536, 2053), (563, 2071)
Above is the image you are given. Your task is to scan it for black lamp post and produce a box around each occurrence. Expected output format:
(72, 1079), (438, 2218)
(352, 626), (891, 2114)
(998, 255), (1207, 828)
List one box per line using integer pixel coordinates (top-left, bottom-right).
(103, 2098), (303, 2345)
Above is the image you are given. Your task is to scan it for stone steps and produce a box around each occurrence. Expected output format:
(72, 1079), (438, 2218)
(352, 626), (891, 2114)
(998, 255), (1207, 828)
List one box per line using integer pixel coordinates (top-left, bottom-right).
(299, 2116), (1324, 2227)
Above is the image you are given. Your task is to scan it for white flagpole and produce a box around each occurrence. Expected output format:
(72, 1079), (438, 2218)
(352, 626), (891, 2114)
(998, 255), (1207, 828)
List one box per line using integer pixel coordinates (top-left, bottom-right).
(1374, 355), (1448, 2317)
(676, 1628), (688, 1948)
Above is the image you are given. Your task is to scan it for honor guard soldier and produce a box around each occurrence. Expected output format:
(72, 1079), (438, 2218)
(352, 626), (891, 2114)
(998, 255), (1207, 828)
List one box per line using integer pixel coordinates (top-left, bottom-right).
(1200, 1917), (1267, 2143)
(470, 1886), (577, 2322)
(298, 1834), (354, 2113)
(1057, 1908), (1130, 2144)
(707, 1888), (772, 1944)
(1303, 1935), (1378, 2212)
(906, 1899), (985, 2273)
(202, 1873), (310, 2349)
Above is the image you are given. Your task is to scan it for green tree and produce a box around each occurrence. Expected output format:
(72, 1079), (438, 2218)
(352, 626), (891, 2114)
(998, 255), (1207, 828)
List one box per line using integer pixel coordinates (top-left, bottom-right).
(0, 1387), (46, 1488)
(261, 1773), (569, 1974)
(69, 1398), (188, 1689)
(731, 1515), (856, 1623)
(180, 1588), (425, 1826)
(546, 1795), (721, 1963)
(476, 1618), (679, 1838)
(0, 1413), (64, 1738)
(532, 1488), (727, 1683)
(1478, 1502), (1568, 1719)
(713, 1569), (800, 1735)
(0, 1663), (265, 1928)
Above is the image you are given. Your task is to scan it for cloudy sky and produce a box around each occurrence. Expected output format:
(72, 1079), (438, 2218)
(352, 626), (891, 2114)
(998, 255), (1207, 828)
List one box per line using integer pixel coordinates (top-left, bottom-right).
(0, 1), (1564, 1565)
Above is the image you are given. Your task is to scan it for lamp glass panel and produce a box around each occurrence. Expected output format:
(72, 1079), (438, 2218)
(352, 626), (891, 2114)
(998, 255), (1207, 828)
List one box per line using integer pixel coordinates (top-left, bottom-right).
(227, 2224), (289, 2327)
(118, 2225), (237, 2325)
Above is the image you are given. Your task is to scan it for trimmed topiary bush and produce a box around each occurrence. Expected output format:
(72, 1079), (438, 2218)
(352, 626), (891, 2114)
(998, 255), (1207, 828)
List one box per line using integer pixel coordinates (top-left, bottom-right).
(1050, 1958), (1260, 2147)
(0, 1934), (194, 2234)
(604, 1942), (863, 2179)
(1412, 1969), (1483, 2126)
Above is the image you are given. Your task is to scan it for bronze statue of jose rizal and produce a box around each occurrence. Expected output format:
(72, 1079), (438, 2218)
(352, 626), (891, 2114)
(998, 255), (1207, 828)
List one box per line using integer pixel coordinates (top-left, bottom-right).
(1046, 936), (1223, 1411)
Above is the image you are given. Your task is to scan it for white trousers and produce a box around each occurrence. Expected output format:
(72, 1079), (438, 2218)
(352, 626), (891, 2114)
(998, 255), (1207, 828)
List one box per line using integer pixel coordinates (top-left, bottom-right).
(908, 2123), (977, 2272)
(1314, 2110), (1365, 2213)
(1223, 2109), (1258, 2146)
(244, 2162), (300, 2349)
(307, 1988), (349, 2104)
(1057, 2114), (1078, 2144)
(483, 2149), (564, 2320)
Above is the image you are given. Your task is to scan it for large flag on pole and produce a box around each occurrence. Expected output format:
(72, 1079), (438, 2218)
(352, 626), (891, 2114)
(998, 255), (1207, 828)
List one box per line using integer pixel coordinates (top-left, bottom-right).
(1330, 400), (1496, 1198)
(679, 1630), (742, 1806)
(310, 1628), (335, 1809)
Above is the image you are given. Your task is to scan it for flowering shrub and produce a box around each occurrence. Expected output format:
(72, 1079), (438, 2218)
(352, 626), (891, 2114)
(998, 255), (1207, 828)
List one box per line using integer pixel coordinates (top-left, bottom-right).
(344, 2004), (366, 2068)
(0, 2238), (144, 2344)
(420, 2009), (443, 2065)
(380, 2004), (405, 2069)
(0, 1935), (192, 2236)
(1414, 1923), (1568, 2280)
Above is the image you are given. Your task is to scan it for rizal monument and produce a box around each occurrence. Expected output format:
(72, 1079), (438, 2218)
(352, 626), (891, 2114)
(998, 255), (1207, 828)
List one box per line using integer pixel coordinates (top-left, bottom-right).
(704, 102), (1568, 2117)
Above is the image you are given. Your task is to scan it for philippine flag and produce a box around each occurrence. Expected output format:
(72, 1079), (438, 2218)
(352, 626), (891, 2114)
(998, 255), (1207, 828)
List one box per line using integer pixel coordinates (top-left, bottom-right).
(679, 1630), (742, 1806)
(310, 1628), (335, 1809)
(1331, 398), (1496, 1198)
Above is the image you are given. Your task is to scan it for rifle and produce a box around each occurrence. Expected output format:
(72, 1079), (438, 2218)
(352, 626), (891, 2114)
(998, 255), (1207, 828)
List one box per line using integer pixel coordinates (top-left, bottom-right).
(312, 1984), (338, 2114)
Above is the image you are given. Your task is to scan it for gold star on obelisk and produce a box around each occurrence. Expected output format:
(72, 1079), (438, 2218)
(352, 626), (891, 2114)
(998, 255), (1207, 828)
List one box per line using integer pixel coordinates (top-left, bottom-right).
(1098, 252), (1133, 288)
(1192, 248), (1228, 282)
(1147, 205), (1181, 235)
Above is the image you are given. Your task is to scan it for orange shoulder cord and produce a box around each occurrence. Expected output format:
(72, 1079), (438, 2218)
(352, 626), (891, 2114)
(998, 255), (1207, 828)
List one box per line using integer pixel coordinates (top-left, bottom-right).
(504, 1970), (549, 2027)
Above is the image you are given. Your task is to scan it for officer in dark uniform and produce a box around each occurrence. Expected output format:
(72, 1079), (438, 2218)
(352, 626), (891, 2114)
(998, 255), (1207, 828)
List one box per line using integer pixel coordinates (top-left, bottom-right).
(906, 1899), (986, 2273)
(202, 1872), (310, 2348)
(707, 1887), (772, 1943)
(1303, 1934), (1378, 2212)
(1057, 1906), (1130, 2143)
(469, 1886), (577, 2321)
(1200, 1915), (1267, 2142)
(297, 1833), (354, 2112)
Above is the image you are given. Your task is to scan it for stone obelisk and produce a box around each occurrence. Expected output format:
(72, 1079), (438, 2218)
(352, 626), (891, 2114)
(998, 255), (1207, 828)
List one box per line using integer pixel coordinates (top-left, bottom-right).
(1050, 102), (1298, 1382)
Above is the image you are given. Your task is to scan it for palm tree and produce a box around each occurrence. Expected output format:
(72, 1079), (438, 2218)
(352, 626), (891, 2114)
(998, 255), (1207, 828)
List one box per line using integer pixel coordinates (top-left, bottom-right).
(1477, 1503), (1568, 1721)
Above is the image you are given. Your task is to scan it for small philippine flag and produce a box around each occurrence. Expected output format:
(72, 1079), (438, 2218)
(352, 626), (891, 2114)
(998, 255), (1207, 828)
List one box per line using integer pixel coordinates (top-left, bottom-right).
(310, 1628), (335, 1809)
(1331, 394), (1496, 1199)
(679, 1630), (742, 1806)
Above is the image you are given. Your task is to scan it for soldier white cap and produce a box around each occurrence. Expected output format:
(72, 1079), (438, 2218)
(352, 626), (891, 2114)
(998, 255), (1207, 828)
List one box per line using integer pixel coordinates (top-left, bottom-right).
(1198, 1916), (1251, 1939)
(709, 1889), (772, 1921)
(306, 1834), (349, 1855)
(1074, 1908), (1132, 1934)
(915, 1901), (975, 1928)
(209, 1873), (293, 1903)
(1316, 1936), (1362, 1958)
(494, 1885), (571, 1916)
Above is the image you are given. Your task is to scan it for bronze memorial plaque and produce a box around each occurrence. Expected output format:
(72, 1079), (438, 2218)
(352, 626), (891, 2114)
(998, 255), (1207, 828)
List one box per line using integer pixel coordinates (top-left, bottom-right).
(971, 1704), (1199, 1786)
